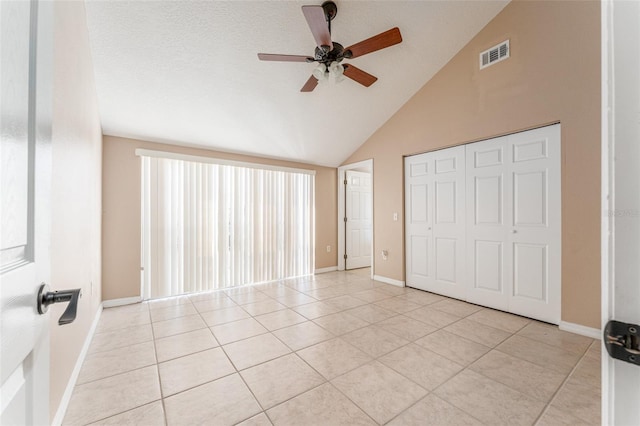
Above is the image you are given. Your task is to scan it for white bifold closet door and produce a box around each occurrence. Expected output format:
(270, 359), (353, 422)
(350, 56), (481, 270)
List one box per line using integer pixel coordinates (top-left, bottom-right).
(405, 124), (561, 324)
(466, 125), (561, 323)
(404, 146), (466, 299)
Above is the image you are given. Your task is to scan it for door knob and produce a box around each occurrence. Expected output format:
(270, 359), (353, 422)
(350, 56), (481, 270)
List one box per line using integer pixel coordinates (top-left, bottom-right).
(37, 284), (82, 325)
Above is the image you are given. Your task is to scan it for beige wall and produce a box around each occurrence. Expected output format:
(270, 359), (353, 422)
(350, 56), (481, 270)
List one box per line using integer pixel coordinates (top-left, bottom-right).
(50, 0), (103, 420)
(102, 136), (337, 300)
(344, 0), (601, 328)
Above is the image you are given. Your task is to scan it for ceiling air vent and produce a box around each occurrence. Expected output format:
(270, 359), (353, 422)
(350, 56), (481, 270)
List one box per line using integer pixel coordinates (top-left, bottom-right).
(480, 40), (509, 70)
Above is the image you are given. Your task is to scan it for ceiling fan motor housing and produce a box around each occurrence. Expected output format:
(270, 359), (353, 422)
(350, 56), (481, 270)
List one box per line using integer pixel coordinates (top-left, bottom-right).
(314, 42), (347, 64)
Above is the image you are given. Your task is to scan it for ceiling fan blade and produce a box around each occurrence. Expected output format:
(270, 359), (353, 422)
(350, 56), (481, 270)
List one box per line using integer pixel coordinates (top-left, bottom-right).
(258, 54), (313, 62)
(300, 75), (318, 92)
(343, 64), (378, 87)
(302, 5), (333, 50)
(345, 27), (402, 59)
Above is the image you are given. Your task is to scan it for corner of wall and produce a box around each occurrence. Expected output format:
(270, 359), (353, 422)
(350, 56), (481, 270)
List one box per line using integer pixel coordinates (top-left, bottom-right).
(49, 0), (104, 421)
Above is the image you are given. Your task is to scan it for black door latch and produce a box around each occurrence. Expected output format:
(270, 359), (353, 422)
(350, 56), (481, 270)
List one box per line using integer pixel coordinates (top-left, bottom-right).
(604, 320), (640, 366)
(37, 283), (82, 325)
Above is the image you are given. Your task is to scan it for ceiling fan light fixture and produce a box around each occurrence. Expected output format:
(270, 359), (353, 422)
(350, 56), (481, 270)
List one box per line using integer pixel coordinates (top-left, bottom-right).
(328, 61), (344, 83)
(312, 63), (328, 81)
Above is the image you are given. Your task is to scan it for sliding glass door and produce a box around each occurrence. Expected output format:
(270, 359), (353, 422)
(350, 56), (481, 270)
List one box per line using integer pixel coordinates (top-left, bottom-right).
(141, 153), (314, 299)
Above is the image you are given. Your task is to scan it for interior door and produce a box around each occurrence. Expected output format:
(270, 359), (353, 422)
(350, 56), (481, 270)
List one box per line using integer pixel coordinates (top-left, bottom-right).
(404, 146), (466, 299)
(0, 0), (53, 424)
(404, 154), (432, 290)
(345, 171), (372, 270)
(602, 0), (640, 423)
(466, 125), (561, 323)
(429, 146), (466, 299)
(506, 125), (561, 324)
(465, 135), (509, 311)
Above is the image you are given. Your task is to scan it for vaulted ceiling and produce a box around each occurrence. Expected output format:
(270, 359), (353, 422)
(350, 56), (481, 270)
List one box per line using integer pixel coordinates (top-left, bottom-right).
(85, 1), (509, 167)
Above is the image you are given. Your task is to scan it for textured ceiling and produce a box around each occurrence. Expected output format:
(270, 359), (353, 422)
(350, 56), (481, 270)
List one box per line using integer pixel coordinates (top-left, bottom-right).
(85, 1), (509, 167)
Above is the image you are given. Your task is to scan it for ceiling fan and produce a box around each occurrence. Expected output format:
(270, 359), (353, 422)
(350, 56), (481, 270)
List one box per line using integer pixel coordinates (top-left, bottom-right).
(257, 1), (402, 92)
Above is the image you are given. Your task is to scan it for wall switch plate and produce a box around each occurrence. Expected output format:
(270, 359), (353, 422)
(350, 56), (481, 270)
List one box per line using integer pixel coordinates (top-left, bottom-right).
(381, 250), (388, 260)
(393, 213), (398, 221)
(326, 245), (331, 253)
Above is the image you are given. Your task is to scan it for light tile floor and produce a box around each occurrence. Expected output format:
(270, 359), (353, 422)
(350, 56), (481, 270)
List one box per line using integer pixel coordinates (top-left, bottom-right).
(64, 268), (601, 425)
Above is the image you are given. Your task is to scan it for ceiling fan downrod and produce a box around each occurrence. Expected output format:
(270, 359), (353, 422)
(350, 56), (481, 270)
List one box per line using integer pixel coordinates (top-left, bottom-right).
(322, 1), (338, 27)
(320, 1), (337, 54)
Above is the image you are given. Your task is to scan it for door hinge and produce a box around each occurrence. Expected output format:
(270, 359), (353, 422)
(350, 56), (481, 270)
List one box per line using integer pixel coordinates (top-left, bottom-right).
(344, 217), (347, 222)
(604, 320), (640, 365)
(344, 254), (347, 260)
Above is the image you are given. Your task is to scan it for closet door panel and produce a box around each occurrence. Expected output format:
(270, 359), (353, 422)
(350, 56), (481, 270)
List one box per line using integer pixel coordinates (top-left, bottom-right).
(405, 146), (466, 298)
(465, 137), (510, 311)
(513, 243), (547, 300)
(405, 155), (433, 290)
(435, 237), (457, 283)
(507, 125), (561, 324)
(474, 240), (503, 293)
(428, 146), (467, 299)
(409, 235), (430, 278)
(475, 175), (503, 225)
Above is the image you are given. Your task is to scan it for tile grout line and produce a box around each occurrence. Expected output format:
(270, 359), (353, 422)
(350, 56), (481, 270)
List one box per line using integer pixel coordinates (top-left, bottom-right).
(421, 317), (538, 425)
(289, 323), (424, 425)
(531, 339), (596, 425)
(493, 333), (588, 373)
(74, 305), (161, 425)
(256, 355), (331, 423)
(207, 305), (379, 422)
(81, 399), (164, 426)
(217, 335), (270, 419)
(327, 360), (419, 426)
(151, 297), (175, 426)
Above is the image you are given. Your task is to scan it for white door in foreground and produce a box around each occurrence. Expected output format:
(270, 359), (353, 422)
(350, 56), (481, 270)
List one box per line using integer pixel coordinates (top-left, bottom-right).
(602, 0), (640, 423)
(1, 1), (53, 424)
(345, 170), (372, 269)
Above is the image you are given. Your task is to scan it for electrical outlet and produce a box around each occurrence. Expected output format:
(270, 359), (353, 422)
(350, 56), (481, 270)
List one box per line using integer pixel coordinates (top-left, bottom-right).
(393, 212), (398, 221)
(326, 245), (331, 253)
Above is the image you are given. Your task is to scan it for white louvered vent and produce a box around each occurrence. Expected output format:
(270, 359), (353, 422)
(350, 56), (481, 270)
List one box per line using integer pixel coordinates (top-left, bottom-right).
(480, 40), (510, 70)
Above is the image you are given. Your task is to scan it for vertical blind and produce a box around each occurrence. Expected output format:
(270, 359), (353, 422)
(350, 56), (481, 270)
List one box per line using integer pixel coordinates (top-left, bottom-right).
(141, 154), (315, 299)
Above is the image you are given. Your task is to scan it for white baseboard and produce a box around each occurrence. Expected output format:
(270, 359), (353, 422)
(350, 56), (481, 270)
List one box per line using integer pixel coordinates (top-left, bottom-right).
(373, 275), (406, 288)
(52, 304), (103, 426)
(102, 296), (142, 308)
(559, 321), (602, 340)
(315, 266), (338, 274)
